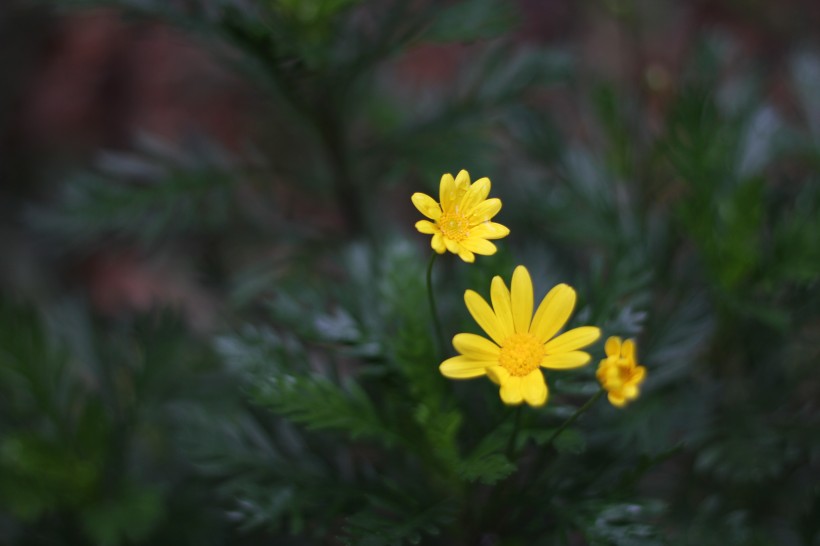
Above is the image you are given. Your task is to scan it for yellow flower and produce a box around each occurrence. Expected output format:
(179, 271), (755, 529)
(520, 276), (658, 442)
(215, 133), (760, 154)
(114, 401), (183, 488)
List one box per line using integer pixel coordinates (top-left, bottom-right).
(412, 170), (509, 263)
(439, 266), (601, 407)
(596, 337), (647, 407)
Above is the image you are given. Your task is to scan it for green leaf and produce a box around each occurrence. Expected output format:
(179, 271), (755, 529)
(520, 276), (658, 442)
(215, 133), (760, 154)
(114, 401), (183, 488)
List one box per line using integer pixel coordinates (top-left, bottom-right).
(457, 452), (515, 485)
(26, 139), (234, 248)
(454, 421), (516, 485)
(251, 373), (402, 447)
(0, 434), (98, 520)
(582, 501), (667, 546)
(421, 0), (517, 43)
(80, 485), (164, 546)
(553, 428), (587, 455)
(414, 404), (463, 469)
(694, 428), (800, 484)
(339, 497), (457, 546)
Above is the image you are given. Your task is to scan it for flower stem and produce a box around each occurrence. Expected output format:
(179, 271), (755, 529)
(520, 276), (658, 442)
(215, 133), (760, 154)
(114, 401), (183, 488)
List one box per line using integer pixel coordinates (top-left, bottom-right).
(506, 406), (523, 458)
(426, 252), (446, 357)
(518, 390), (605, 500)
(544, 389), (604, 450)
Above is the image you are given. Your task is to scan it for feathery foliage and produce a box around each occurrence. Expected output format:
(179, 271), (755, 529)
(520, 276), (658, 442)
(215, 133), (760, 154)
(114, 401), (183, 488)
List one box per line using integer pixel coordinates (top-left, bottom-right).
(1, 0), (818, 544)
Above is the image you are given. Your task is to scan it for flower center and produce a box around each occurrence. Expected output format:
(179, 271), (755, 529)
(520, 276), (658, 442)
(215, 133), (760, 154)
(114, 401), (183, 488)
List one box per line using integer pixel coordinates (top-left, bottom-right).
(438, 212), (469, 241)
(499, 333), (544, 377)
(604, 359), (636, 388)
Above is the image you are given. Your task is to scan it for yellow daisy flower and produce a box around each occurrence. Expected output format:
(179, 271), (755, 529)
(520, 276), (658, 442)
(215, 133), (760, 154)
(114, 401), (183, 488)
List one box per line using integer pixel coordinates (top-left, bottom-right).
(596, 337), (647, 407)
(411, 170), (509, 263)
(439, 266), (601, 407)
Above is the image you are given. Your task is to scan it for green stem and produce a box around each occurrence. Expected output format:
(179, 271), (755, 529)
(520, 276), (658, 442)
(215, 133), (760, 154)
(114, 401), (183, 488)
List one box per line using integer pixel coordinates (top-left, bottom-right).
(518, 390), (605, 500)
(544, 390), (604, 450)
(426, 252), (446, 357)
(505, 406), (523, 459)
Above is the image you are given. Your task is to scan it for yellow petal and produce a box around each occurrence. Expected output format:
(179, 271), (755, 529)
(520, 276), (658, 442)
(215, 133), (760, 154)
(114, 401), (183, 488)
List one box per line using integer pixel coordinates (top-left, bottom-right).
(439, 173), (457, 210)
(632, 366), (647, 383)
(460, 177), (491, 213)
(444, 237), (460, 254)
(522, 370), (548, 407)
(499, 375), (523, 405)
(415, 220), (437, 234)
(470, 221), (509, 240)
(510, 266), (533, 334)
(454, 169), (471, 192)
(411, 193), (441, 220)
(490, 276), (515, 340)
(486, 365), (509, 385)
(439, 356), (493, 379)
(468, 198), (502, 223)
(452, 333), (500, 359)
(464, 290), (506, 345)
(605, 336), (622, 358)
(608, 393), (627, 407)
(622, 338), (636, 361)
(530, 283), (576, 343)
(622, 384), (638, 398)
(460, 238), (497, 255)
(431, 233), (446, 253)
(458, 248), (475, 263)
(543, 326), (601, 354)
(540, 351), (591, 369)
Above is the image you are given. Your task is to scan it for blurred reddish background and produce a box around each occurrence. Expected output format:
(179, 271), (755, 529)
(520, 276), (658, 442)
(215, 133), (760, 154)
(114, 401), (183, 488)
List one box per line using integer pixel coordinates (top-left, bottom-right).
(3, 0), (818, 325)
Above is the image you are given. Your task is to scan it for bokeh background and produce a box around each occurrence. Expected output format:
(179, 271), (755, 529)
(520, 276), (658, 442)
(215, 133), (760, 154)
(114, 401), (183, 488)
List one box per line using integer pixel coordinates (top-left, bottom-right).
(1, 0), (819, 544)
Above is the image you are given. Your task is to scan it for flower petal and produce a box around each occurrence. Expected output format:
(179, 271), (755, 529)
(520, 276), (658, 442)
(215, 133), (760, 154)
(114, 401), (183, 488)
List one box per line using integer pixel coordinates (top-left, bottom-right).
(622, 384), (639, 398)
(444, 237), (460, 254)
(522, 370), (548, 407)
(622, 338), (636, 361)
(595, 363), (607, 383)
(464, 290), (506, 345)
(608, 392), (627, 407)
(439, 173), (457, 210)
(543, 326), (601, 354)
(632, 366), (646, 383)
(490, 276), (515, 340)
(605, 336), (621, 358)
(460, 237), (497, 255)
(458, 248), (475, 263)
(468, 198), (502, 223)
(454, 169), (471, 193)
(411, 193), (441, 220)
(486, 365), (509, 385)
(540, 351), (591, 369)
(439, 356), (493, 379)
(530, 283), (576, 343)
(453, 333), (501, 359)
(415, 220), (437, 234)
(470, 221), (509, 240)
(510, 266), (533, 334)
(431, 233), (446, 253)
(460, 177), (491, 213)
(499, 375), (523, 405)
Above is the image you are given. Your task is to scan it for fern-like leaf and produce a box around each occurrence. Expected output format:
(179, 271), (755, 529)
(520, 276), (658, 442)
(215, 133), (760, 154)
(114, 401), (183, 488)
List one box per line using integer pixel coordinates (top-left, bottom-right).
(251, 374), (402, 447)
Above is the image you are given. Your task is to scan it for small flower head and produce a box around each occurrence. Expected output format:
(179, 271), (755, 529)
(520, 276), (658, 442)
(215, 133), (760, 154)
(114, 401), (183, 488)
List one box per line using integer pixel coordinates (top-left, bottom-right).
(439, 266), (601, 407)
(412, 170), (509, 263)
(596, 337), (647, 408)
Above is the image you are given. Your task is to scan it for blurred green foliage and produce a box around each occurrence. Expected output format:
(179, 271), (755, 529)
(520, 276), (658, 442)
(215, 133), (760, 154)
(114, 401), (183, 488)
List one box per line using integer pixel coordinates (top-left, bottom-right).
(1, 0), (819, 544)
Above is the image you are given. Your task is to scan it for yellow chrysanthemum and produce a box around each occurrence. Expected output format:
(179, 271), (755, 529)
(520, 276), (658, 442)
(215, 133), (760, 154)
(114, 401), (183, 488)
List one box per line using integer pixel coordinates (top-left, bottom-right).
(596, 337), (647, 408)
(439, 266), (601, 407)
(412, 170), (509, 263)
